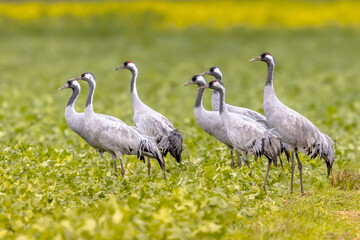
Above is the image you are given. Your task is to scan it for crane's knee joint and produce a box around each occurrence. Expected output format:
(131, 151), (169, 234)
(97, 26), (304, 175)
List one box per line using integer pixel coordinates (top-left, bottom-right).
(298, 163), (302, 170)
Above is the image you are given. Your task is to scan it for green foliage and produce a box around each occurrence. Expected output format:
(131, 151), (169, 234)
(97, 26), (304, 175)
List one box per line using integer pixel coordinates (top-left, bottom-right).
(0, 16), (359, 239)
(331, 169), (360, 191)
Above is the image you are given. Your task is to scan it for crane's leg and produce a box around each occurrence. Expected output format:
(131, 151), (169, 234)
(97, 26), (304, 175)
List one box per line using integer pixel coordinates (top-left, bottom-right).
(263, 158), (272, 192)
(229, 148), (235, 169)
(254, 155), (259, 164)
(236, 150), (242, 169)
(240, 151), (252, 177)
(110, 154), (118, 178)
(290, 151), (296, 194)
(295, 152), (304, 195)
(147, 157), (151, 176)
(115, 152), (125, 178)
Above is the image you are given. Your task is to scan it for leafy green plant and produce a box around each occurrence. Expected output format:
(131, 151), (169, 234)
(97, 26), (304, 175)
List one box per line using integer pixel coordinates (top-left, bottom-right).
(0, 13), (359, 239)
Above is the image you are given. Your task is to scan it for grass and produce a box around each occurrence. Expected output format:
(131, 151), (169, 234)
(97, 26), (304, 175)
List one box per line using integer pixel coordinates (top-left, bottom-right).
(0, 11), (360, 240)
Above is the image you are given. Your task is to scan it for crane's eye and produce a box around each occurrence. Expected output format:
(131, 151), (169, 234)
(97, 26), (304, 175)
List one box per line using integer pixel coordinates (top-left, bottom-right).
(124, 61), (133, 66)
(81, 73), (85, 78)
(67, 81), (72, 85)
(210, 67), (215, 72)
(192, 75), (198, 81)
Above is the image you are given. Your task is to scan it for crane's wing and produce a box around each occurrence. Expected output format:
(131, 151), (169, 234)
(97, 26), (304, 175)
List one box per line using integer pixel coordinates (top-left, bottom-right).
(97, 113), (126, 125)
(195, 109), (231, 146)
(268, 107), (320, 149)
(134, 112), (174, 140)
(226, 104), (269, 126)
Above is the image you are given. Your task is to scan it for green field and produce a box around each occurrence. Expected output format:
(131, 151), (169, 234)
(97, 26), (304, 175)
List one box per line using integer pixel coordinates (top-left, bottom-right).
(0, 14), (360, 239)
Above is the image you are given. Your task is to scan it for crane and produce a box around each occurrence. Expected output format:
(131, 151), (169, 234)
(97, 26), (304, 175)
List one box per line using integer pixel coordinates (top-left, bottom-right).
(201, 66), (289, 166)
(201, 66), (269, 124)
(200, 80), (283, 190)
(66, 72), (166, 178)
(183, 75), (243, 169)
(250, 52), (335, 194)
(114, 61), (183, 167)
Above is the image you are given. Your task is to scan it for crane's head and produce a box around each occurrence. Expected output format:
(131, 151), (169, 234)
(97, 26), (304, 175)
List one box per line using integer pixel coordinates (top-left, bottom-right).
(198, 80), (224, 92)
(182, 75), (207, 87)
(69, 72), (96, 83)
(58, 80), (81, 91)
(200, 66), (223, 81)
(249, 52), (275, 65)
(113, 61), (137, 71)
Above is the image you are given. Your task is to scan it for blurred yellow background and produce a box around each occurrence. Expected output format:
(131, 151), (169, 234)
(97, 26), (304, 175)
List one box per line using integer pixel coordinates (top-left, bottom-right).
(1, 1), (359, 29)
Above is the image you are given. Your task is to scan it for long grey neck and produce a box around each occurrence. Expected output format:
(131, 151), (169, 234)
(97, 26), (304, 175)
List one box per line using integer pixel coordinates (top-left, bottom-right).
(211, 75), (222, 111)
(266, 61), (274, 87)
(85, 79), (95, 114)
(195, 86), (205, 109)
(67, 87), (80, 109)
(217, 88), (228, 115)
(211, 90), (220, 111)
(264, 59), (280, 116)
(130, 67), (143, 106)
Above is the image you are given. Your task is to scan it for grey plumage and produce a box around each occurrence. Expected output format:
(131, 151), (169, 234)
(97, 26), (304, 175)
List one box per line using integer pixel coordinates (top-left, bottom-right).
(200, 80), (283, 190)
(58, 80), (143, 160)
(250, 52), (335, 194)
(114, 61), (183, 164)
(63, 72), (165, 178)
(183, 75), (243, 169)
(201, 66), (269, 124)
(201, 66), (290, 166)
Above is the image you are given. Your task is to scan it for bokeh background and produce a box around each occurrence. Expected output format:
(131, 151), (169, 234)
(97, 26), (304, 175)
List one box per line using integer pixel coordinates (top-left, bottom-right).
(0, 1), (359, 239)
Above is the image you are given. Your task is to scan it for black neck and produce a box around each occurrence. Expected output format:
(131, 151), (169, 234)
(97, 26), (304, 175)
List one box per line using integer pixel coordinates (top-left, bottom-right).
(215, 74), (222, 82)
(218, 88), (226, 114)
(85, 79), (95, 109)
(67, 87), (79, 107)
(266, 61), (274, 86)
(195, 87), (205, 108)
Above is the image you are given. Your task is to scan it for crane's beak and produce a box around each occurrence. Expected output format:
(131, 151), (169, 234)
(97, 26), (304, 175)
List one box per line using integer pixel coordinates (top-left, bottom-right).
(182, 80), (193, 87)
(68, 76), (82, 81)
(249, 56), (261, 62)
(57, 83), (70, 91)
(199, 70), (210, 76)
(113, 65), (125, 71)
(198, 85), (208, 90)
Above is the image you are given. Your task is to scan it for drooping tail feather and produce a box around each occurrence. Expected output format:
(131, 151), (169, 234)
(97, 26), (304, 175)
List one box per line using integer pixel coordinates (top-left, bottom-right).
(157, 130), (183, 163)
(138, 139), (165, 171)
(267, 128), (287, 166)
(157, 136), (169, 157)
(279, 141), (290, 166)
(168, 129), (183, 163)
(320, 133), (335, 177)
(306, 133), (335, 177)
(266, 135), (282, 167)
